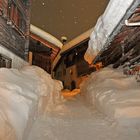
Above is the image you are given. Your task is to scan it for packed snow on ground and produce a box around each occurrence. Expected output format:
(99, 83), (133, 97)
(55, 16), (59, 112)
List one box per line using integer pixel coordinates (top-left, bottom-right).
(84, 0), (140, 64)
(0, 66), (63, 140)
(27, 66), (140, 140)
(28, 92), (140, 140)
(80, 67), (140, 126)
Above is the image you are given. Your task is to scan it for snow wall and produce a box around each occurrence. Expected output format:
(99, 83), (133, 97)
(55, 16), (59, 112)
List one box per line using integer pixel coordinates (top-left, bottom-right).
(84, 0), (136, 64)
(80, 67), (140, 125)
(0, 66), (63, 140)
(0, 45), (28, 69)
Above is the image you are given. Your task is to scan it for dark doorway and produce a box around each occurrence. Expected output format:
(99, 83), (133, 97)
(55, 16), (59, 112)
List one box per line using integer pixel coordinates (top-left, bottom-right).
(71, 80), (76, 90)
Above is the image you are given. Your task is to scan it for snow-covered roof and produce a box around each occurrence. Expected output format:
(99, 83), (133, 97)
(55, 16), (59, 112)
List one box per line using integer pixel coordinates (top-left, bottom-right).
(84, 0), (140, 64)
(52, 29), (92, 70)
(30, 24), (63, 49)
(60, 29), (92, 54)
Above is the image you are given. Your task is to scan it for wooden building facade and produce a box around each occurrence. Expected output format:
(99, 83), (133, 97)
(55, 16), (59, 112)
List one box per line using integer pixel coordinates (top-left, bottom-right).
(93, 4), (140, 82)
(29, 29), (61, 74)
(0, 0), (30, 64)
(29, 37), (52, 74)
(53, 38), (95, 90)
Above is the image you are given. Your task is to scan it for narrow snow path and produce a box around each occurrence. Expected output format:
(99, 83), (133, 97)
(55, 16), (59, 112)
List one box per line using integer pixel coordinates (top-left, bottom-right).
(27, 96), (140, 140)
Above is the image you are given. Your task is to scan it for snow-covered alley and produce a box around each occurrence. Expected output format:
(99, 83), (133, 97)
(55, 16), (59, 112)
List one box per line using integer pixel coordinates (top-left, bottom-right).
(27, 67), (140, 140)
(28, 96), (140, 140)
(0, 65), (140, 140)
(1, 0), (140, 140)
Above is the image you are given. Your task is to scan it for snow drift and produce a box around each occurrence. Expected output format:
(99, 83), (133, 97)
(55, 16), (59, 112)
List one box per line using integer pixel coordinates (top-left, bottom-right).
(80, 67), (140, 124)
(84, 0), (139, 64)
(0, 66), (63, 140)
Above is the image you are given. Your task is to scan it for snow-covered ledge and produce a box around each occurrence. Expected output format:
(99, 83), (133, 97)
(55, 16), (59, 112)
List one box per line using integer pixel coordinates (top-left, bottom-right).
(0, 45), (29, 69)
(84, 0), (139, 64)
(30, 24), (63, 49)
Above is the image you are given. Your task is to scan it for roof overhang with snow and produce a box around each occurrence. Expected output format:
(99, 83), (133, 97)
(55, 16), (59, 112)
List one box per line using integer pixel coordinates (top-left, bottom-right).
(30, 24), (63, 60)
(87, 1), (140, 68)
(95, 4), (140, 68)
(30, 25), (63, 48)
(52, 29), (92, 70)
(84, 0), (140, 64)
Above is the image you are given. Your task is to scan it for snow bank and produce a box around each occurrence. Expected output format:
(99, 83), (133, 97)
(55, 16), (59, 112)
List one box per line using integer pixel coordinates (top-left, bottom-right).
(0, 66), (63, 140)
(80, 67), (140, 123)
(84, 0), (137, 64)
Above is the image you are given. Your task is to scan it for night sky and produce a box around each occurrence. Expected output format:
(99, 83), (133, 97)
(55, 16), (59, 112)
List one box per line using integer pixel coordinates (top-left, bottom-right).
(31, 0), (109, 42)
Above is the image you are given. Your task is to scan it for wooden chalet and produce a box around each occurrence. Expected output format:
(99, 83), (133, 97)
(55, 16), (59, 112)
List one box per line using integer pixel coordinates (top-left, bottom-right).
(29, 26), (62, 74)
(52, 29), (94, 90)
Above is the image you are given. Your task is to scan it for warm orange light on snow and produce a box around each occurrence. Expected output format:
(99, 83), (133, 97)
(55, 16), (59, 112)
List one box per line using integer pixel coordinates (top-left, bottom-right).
(89, 62), (103, 71)
(61, 89), (80, 98)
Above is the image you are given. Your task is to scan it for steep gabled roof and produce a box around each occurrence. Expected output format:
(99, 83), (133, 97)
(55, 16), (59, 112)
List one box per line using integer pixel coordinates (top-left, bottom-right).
(52, 29), (92, 70)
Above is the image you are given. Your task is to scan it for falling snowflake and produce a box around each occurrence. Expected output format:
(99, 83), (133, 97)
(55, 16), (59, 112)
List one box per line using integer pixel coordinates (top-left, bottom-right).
(42, 2), (45, 6)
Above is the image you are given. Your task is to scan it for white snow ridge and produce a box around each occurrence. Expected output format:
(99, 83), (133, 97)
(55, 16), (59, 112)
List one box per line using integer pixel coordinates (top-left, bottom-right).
(0, 66), (63, 140)
(81, 67), (140, 124)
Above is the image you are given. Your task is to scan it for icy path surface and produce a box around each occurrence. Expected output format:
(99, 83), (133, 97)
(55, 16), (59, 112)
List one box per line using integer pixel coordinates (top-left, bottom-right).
(27, 96), (140, 140)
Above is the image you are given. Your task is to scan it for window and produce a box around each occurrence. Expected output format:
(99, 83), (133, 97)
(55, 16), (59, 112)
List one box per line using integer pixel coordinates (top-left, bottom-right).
(65, 54), (75, 68)
(0, 54), (12, 68)
(63, 69), (66, 75)
(57, 71), (62, 78)
(0, 0), (8, 16)
(21, 0), (28, 5)
(8, 0), (27, 34)
(0, 1), (3, 15)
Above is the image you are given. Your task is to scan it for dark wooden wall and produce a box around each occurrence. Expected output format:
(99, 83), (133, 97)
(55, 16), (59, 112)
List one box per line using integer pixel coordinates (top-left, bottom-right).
(94, 5), (140, 68)
(54, 39), (94, 79)
(0, 0), (30, 59)
(32, 52), (51, 74)
(29, 38), (52, 74)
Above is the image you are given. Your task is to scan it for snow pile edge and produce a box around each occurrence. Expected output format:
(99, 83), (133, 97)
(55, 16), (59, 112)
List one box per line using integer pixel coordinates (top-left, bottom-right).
(80, 67), (140, 122)
(0, 66), (63, 140)
(84, 0), (135, 64)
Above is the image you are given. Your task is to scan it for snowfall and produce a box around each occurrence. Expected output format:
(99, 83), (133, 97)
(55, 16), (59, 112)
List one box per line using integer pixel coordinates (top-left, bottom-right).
(0, 65), (140, 140)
